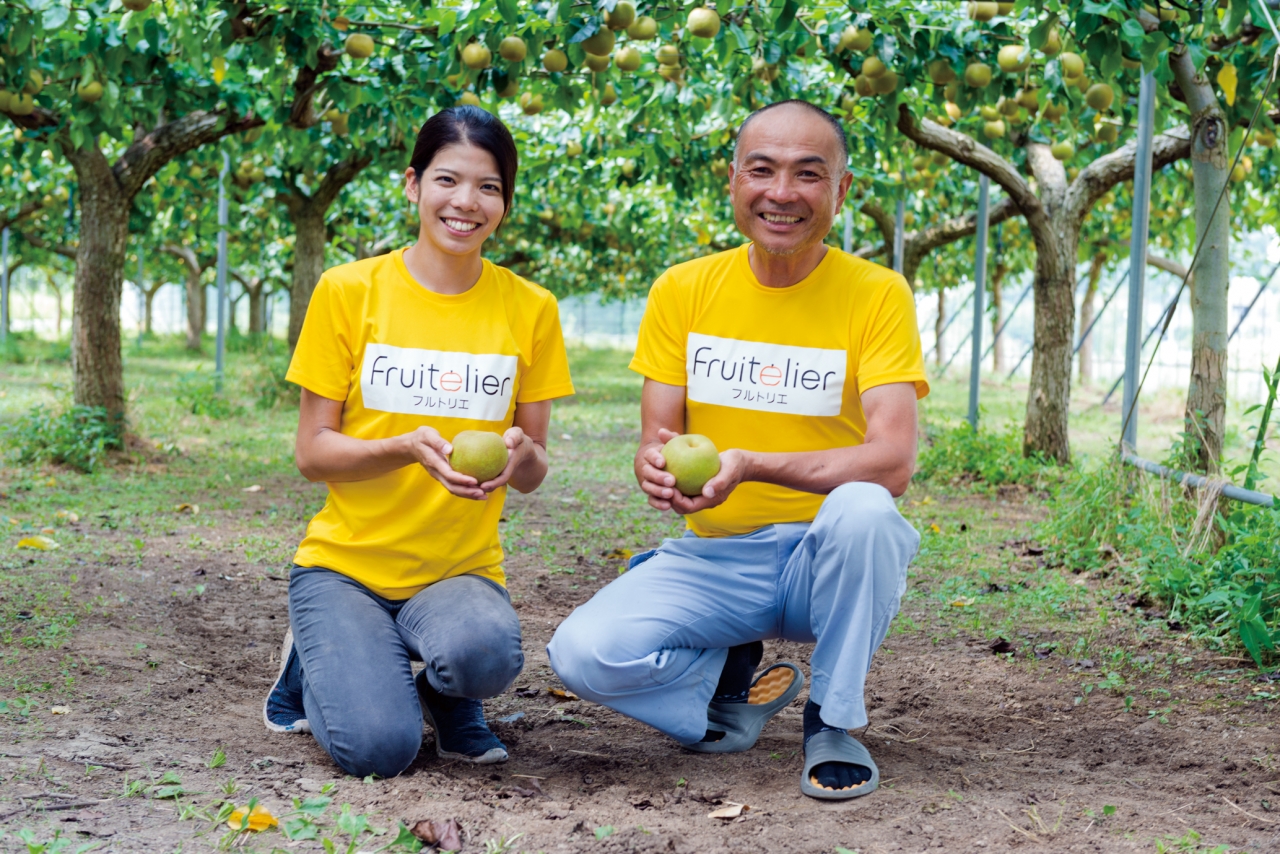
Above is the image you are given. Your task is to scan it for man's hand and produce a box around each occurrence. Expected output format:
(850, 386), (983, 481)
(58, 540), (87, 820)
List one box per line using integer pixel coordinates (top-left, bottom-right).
(638, 427), (749, 515)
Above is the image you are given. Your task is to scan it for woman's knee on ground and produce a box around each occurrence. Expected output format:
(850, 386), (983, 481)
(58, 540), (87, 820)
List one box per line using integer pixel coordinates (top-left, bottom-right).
(326, 717), (422, 779)
(429, 632), (524, 699)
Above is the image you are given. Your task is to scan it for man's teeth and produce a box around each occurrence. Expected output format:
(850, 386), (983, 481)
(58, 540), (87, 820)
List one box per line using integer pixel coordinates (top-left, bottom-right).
(444, 218), (479, 232)
(762, 213), (802, 224)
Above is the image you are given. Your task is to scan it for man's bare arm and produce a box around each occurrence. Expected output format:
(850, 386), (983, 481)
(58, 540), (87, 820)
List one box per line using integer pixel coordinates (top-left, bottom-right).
(634, 379), (919, 516)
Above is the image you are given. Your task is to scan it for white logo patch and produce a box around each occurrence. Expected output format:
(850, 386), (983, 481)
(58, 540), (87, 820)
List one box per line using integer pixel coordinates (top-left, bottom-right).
(686, 332), (846, 416)
(361, 343), (517, 421)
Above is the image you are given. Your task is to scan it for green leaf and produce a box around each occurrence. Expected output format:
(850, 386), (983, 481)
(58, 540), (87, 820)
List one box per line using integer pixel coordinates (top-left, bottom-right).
(283, 816), (319, 841)
(43, 5), (70, 29)
(1227, 0), (1251, 35)
(775, 0), (800, 32)
(496, 0), (519, 25)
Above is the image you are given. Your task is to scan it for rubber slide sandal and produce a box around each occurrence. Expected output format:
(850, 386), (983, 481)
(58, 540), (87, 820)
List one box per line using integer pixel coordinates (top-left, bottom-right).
(685, 662), (804, 754)
(800, 729), (879, 800)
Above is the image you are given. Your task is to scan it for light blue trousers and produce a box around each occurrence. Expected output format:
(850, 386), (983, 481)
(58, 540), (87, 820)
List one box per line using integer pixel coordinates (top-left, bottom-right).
(547, 482), (919, 745)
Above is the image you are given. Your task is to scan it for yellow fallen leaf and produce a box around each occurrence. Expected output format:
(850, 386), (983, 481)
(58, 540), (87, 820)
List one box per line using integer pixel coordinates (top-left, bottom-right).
(921, 495), (934, 505)
(55, 510), (79, 523)
(708, 802), (749, 819)
(46, 478), (56, 487)
(1217, 63), (1237, 106)
(174, 503), (199, 515)
(929, 523), (942, 534)
(17, 535), (59, 550)
(51, 705), (71, 715)
(604, 547), (633, 560)
(242, 484), (263, 493)
(548, 688), (579, 700)
(227, 804), (277, 832)
(950, 596), (976, 608)
(40, 527), (56, 535)
(7, 517), (18, 525)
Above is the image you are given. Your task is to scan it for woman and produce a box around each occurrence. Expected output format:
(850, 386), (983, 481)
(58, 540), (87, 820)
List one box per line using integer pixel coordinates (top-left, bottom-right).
(264, 107), (574, 777)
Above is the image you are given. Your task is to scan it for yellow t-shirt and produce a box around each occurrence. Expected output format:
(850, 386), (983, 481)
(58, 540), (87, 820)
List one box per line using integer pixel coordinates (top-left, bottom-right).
(630, 243), (928, 538)
(287, 250), (575, 599)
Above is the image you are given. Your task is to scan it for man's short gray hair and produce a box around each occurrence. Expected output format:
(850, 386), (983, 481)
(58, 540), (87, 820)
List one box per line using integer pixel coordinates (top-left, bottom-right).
(733, 99), (849, 170)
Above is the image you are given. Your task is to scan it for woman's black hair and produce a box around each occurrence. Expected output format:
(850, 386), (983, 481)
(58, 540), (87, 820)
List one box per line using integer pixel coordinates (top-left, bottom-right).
(409, 106), (518, 214)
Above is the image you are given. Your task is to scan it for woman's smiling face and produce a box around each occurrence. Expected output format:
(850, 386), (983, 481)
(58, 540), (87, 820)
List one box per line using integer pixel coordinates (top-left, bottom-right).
(404, 141), (506, 255)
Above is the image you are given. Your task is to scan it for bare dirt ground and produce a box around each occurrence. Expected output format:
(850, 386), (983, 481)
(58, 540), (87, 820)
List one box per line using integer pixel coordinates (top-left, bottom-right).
(4, 472), (1280, 854)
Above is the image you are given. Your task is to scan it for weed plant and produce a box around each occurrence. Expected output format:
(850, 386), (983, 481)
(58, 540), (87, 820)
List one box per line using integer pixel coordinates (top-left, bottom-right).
(3, 404), (122, 472)
(1043, 460), (1280, 665)
(175, 370), (244, 418)
(914, 421), (1060, 490)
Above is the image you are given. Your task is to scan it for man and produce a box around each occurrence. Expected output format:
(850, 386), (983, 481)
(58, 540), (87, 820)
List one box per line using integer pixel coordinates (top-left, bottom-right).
(548, 100), (927, 800)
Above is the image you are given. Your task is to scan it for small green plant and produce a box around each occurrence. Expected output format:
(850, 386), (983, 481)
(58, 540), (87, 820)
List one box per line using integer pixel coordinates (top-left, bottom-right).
(914, 421), (1058, 489)
(207, 747), (226, 769)
(483, 834), (525, 854)
(251, 355), (299, 410)
(14, 828), (99, 854)
(176, 370), (242, 418)
(594, 826), (615, 841)
(4, 404), (123, 473)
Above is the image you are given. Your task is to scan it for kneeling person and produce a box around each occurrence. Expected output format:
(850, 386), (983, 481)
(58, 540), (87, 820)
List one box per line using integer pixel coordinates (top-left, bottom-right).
(264, 108), (574, 777)
(548, 101), (927, 800)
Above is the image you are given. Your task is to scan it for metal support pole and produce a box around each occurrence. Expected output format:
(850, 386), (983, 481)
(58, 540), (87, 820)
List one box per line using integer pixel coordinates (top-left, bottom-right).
(136, 252), (145, 347)
(1121, 72), (1156, 451)
(1, 227), (9, 344)
(892, 198), (905, 274)
(214, 151), (230, 391)
(968, 175), (990, 429)
(842, 206), (852, 254)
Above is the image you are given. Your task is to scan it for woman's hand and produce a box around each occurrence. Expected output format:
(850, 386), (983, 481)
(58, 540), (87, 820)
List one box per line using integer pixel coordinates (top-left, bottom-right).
(402, 426), (487, 501)
(475, 426), (536, 493)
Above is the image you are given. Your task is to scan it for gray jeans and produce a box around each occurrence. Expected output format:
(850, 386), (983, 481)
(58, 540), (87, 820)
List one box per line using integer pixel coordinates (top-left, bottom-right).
(288, 566), (524, 777)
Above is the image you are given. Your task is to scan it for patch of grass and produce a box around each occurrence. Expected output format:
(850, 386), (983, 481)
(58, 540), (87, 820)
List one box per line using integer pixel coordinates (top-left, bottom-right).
(914, 421), (1059, 490)
(3, 405), (123, 473)
(1042, 457), (1280, 666)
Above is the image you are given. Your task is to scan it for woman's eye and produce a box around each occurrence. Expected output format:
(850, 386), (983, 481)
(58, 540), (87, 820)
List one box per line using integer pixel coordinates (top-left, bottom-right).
(482, 183), (501, 192)
(435, 176), (454, 184)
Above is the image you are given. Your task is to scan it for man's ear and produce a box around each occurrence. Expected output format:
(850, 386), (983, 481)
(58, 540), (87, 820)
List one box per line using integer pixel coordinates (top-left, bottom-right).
(834, 170), (854, 214)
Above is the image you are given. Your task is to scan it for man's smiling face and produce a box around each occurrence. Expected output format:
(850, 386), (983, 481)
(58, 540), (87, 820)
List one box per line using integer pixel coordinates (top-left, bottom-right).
(729, 103), (851, 259)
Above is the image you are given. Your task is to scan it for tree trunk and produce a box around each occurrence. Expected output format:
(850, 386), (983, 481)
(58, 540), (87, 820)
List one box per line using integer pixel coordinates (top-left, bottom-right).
(247, 283), (265, 335)
(1171, 47), (1230, 473)
(990, 262), (1007, 374)
(1077, 253), (1106, 385)
(65, 147), (129, 424)
(186, 269), (204, 350)
(1023, 227), (1078, 463)
(143, 284), (162, 334)
(935, 289), (946, 368)
(288, 205), (327, 352)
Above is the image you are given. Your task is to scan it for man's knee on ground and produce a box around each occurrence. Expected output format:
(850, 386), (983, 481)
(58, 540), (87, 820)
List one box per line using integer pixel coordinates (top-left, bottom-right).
(329, 718), (422, 779)
(546, 615), (608, 698)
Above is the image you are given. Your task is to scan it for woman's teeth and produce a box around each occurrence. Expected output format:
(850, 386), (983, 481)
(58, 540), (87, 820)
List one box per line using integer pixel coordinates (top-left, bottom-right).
(444, 218), (479, 232)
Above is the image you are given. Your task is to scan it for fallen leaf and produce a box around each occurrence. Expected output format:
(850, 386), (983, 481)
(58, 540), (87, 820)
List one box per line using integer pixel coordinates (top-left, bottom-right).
(561, 433), (573, 440)
(921, 495), (934, 505)
(174, 503), (199, 514)
(227, 804), (277, 832)
(548, 688), (579, 700)
(17, 535), (59, 550)
(929, 523), (942, 533)
(7, 517), (19, 525)
(603, 547), (633, 560)
(949, 596), (975, 608)
(242, 484), (263, 493)
(40, 527), (56, 535)
(1218, 63), (1237, 106)
(46, 477), (57, 487)
(708, 802), (749, 819)
(988, 638), (1016, 656)
(410, 817), (464, 850)
(56, 510), (80, 523)
(50, 705), (71, 715)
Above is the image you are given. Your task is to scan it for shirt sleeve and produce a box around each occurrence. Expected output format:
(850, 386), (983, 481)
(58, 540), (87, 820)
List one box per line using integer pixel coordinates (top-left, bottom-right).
(629, 273), (688, 386)
(857, 274), (931, 400)
(516, 293), (576, 403)
(286, 275), (355, 402)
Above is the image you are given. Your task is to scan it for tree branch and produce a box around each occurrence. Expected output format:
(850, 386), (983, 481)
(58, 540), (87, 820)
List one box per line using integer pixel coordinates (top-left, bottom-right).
(896, 104), (1044, 225)
(160, 243), (206, 277)
(0, 199), (43, 232)
(288, 46), (343, 129)
(18, 230), (77, 260)
(901, 196), (1019, 284)
(859, 201), (895, 249)
(114, 110), (265, 201)
(1062, 127), (1192, 230)
(313, 152), (374, 211)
